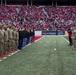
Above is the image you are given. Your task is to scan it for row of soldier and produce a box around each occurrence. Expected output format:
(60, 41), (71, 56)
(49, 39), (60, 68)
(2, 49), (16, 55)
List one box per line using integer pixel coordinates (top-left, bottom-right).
(0, 25), (19, 55)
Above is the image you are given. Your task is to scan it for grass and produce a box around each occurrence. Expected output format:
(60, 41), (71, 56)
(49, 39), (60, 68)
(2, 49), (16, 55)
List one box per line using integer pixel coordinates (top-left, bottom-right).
(0, 36), (76, 75)
(63, 36), (68, 40)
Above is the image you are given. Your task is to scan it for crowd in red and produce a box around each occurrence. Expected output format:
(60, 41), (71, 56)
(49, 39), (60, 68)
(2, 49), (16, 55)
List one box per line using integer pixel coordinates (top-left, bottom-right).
(0, 5), (76, 31)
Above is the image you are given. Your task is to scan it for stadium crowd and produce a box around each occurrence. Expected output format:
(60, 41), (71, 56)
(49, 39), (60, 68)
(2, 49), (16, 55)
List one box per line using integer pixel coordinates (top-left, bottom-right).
(0, 5), (76, 31)
(0, 5), (76, 55)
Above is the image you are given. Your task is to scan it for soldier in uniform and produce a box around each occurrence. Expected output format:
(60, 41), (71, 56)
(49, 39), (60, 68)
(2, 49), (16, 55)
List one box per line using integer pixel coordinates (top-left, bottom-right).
(2, 25), (5, 54)
(72, 27), (76, 50)
(12, 26), (17, 51)
(7, 24), (13, 52)
(0, 25), (4, 55)
(3, 25), (9, 53)
(15, 28), (19, 50)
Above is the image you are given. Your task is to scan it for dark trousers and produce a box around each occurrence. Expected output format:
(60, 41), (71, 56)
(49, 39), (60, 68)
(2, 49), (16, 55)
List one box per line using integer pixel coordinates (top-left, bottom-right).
(18, 39), (23, 50)
(26, 38), (29, 45)
(32, 36), (35, 42)
(69, 37), (72, 46)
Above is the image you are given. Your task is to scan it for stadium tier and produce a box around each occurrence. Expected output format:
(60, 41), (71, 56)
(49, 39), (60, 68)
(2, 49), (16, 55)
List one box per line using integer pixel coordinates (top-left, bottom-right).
(0, 5), (76, 30)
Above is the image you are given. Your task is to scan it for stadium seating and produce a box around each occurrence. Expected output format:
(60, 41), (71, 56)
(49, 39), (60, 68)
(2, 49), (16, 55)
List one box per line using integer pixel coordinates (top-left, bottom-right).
(0, 5), (76, 30)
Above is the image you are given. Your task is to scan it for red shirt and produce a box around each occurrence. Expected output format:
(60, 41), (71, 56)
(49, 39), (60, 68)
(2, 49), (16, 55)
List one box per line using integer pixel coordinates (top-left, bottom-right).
(67, 30), (72, 37)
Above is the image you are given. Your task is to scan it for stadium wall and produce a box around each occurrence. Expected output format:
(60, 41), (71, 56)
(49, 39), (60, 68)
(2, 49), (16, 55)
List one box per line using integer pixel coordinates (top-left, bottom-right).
(35, 31), (68, 36)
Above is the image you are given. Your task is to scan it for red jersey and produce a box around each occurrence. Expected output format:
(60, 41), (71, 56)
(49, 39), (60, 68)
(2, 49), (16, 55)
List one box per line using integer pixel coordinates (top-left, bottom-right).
(67, 30), (72, 37)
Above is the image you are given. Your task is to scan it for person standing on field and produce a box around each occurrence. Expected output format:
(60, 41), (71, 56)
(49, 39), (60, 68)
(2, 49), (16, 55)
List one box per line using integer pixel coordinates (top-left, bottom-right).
(67, 28), (73, 46)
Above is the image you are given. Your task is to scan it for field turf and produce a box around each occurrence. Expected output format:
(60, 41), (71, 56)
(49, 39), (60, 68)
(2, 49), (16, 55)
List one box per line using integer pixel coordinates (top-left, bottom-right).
(0, 36), (76, 75)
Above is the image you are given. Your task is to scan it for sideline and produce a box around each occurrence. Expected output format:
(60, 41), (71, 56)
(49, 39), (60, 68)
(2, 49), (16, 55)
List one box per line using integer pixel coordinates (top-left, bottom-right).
(0, 36), (45, 62)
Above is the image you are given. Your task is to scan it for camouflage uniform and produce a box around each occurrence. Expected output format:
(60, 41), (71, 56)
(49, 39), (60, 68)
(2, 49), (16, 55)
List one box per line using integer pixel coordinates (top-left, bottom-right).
(0, 25), (4, 55)
(73, 30), (76, 49)
(72, 29), (76, 49)
(16, 29), (19, 49)
(4, 26), (9, 53)
(7, 25), (13, 51)
(12, 26), (16, 50)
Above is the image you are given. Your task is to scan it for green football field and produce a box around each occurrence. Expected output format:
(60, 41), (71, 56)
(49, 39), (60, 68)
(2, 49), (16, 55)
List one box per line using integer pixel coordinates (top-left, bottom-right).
(0, 36), (76, 75)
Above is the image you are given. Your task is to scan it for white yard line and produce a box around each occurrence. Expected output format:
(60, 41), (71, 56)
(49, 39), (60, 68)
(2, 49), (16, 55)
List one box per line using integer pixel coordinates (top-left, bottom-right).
(0, 59), (2, 62)
(0, 50), (20, 62)
(0, 36), (45, 62)
(3, 57), (7, 60)
(61, 36), (69, 43)
(61, 36), (73, 50)
(23, 36), (45, 49)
